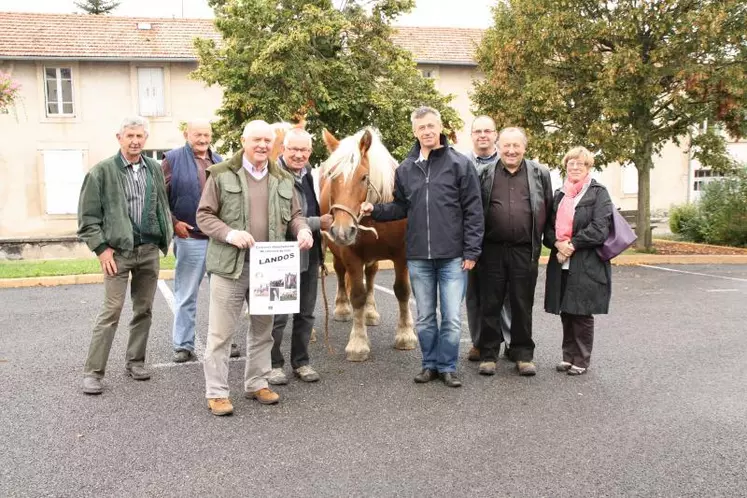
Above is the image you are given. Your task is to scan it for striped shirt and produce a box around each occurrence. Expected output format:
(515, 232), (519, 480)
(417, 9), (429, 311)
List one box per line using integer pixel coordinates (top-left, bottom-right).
(120, 153), (147, 227)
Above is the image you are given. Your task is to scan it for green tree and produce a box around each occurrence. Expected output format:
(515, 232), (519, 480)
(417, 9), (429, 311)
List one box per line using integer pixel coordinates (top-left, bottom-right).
(74, 0), (120, 14)
(193, 0), (462, 161)
(473, 0), (747, 249)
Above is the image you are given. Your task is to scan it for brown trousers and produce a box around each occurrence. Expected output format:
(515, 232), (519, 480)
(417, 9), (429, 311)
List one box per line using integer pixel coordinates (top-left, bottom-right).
(560, 313), (594, 368)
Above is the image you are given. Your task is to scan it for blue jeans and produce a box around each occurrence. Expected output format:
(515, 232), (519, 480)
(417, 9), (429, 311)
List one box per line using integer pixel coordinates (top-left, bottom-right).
(407, 258), (467, 373)
(172, 237), (208, 351)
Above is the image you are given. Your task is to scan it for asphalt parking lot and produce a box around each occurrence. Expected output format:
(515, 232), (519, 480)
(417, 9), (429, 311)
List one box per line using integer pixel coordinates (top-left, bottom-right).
(1, 264), (746, 497)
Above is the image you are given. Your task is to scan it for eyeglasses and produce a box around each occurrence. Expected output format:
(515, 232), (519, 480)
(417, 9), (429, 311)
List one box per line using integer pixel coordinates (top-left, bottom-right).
(471, 129), (496, 135)
(566, 160), (588, 168)
(287, 147), (311, 154)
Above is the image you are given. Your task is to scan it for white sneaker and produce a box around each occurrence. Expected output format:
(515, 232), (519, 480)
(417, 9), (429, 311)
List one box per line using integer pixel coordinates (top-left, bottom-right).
(267, 368), (289, 385)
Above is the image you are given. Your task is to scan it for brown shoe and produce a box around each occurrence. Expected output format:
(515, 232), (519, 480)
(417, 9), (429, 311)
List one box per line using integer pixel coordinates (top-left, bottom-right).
(245, 387), (280, 405)
(467, 346), (480, 362)
(207, 398), (234, 416)
(517, 361), (537, 376)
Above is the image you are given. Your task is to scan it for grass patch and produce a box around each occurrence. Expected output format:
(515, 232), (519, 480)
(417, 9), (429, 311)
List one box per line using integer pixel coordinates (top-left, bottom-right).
(2, 245), (643, 280)
(0, 255), (176, 279)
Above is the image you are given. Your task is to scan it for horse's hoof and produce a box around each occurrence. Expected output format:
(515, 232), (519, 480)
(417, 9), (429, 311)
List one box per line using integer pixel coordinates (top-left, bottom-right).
(365, 313), (381, 326)
(345, 349), (370, 362)
(394, 333), (418, 351)
(333, 311), (353, 322)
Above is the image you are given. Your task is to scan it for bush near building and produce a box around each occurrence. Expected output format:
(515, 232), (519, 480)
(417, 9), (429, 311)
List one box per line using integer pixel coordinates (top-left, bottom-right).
(670, 169), (747, 247)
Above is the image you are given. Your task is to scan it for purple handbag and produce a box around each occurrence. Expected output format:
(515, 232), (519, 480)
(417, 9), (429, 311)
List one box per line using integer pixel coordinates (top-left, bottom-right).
(596, 209), (637, 261)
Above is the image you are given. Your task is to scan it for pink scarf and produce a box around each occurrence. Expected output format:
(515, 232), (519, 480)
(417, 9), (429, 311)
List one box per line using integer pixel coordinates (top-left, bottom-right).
(555, 175), (591, 241)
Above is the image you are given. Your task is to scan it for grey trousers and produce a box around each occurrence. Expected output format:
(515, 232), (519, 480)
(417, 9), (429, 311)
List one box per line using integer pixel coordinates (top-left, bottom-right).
(271, 258), (319, 370)
(83, 244), (160, 378)
(466, 267), (512, 348)
(203, 263), (273, 398)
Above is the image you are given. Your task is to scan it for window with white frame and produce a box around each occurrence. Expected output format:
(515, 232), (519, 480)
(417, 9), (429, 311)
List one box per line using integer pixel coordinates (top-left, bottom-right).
(43, 150), (85, 215)
(44, 67), (74, 116)
(137, 67), (165, 117)
(142, 149), (170, 162)
(622, 164), (639, 194)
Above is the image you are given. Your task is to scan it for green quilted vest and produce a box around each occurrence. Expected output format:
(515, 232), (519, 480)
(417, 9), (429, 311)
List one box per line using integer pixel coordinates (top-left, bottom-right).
(205, 153), (294, 279)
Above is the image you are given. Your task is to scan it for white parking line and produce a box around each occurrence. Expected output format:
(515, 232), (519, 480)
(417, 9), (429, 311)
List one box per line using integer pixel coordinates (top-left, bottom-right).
(373, 284), (416, 304)
(639, 264), (747, 283)
(157, 279), (206, 362)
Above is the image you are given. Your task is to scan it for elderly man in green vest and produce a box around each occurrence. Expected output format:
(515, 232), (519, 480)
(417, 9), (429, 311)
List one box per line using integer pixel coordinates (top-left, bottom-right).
(78, 116), (173, 395)
(196, 120), (313, 416)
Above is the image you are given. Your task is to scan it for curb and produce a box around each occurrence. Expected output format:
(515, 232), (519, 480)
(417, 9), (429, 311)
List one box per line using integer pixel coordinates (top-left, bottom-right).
(2, 256), (747, 289)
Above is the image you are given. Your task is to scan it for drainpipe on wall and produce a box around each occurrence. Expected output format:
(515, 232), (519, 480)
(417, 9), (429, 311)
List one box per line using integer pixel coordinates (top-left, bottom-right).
(686, 131), (693, 204)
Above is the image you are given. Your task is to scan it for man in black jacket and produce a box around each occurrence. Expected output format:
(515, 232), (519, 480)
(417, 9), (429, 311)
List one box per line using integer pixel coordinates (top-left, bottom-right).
(476, 127), (554, 376)
(269, 127), (332, 385)
(361, 106), (484, 387)
(466, 115), (512, 362)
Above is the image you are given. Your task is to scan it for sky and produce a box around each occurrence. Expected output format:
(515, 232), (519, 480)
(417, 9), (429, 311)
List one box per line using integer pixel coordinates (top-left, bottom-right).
(0, 0), (494, 28)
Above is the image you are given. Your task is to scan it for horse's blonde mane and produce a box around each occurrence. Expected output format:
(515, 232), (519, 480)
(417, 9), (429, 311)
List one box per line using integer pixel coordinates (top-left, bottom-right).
(321, 127), (398, 203)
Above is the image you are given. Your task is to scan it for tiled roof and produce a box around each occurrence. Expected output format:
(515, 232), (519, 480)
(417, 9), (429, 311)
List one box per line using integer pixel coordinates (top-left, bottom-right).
(0, 12), (482, 65)
(391, 27), (483, 66)
(0, 12), (220, 60)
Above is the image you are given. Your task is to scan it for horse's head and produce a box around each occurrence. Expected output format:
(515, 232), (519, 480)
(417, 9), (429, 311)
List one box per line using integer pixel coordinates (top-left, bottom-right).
(321, 127), (397, 246)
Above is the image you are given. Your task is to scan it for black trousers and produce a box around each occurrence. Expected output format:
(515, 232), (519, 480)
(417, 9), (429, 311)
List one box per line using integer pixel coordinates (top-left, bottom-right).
(466, 269), (511, 347)
(271, 252), (319, 369)
(477, 243), (538, 362)
(560, 271), (594, 368)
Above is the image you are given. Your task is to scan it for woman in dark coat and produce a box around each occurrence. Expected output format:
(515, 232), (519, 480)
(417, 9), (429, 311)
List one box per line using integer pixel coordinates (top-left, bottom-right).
(544, 146), (613, 375)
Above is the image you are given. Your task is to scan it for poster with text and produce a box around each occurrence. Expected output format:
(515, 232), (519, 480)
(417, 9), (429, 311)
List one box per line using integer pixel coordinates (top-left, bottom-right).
(249, 242), (300, 315)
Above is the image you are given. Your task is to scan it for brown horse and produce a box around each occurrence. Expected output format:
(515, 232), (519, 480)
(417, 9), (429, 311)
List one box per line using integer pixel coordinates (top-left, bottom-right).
(319, 128), (417, 361)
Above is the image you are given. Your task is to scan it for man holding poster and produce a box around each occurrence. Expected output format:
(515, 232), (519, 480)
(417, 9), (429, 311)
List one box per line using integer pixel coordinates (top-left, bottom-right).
(196, 120), (312, 416)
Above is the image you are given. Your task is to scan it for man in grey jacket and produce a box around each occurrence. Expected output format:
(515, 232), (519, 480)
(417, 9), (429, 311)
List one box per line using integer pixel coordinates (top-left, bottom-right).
(269, 128), (332, 385)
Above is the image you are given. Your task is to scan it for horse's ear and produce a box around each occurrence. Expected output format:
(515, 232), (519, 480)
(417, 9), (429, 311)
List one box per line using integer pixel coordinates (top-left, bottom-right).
(323, 129), (339, 152)
(270, 128), (285, 162)
(359, 129), (373, 156)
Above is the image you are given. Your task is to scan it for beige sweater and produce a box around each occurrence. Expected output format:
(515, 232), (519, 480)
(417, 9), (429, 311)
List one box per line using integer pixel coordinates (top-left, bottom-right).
(198, 169), (308, 243)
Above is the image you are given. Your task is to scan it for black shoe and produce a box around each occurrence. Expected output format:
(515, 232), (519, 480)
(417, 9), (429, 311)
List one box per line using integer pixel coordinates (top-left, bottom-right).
(173, 349), (197, 363)
(230, 343), (240, 358)
(414, 368), (438, 383)
(439, 372), (462, 388)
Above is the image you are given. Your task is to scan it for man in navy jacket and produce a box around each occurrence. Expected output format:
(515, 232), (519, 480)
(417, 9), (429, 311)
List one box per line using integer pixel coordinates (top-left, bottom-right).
(162, 120), (238, 362)
(361, 106), (484, 387)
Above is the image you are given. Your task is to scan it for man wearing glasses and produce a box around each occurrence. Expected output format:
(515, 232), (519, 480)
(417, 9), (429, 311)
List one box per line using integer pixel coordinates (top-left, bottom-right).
(465, 116), (513, 363)
(268, 127), (332, 385)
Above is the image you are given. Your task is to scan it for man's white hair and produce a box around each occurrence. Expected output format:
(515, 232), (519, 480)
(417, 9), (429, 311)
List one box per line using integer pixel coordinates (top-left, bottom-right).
(283, 127), (313, 147)
(118, 116), (149, 136)
(242, 120), (271, 138)
(498, 126), (528, 147)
